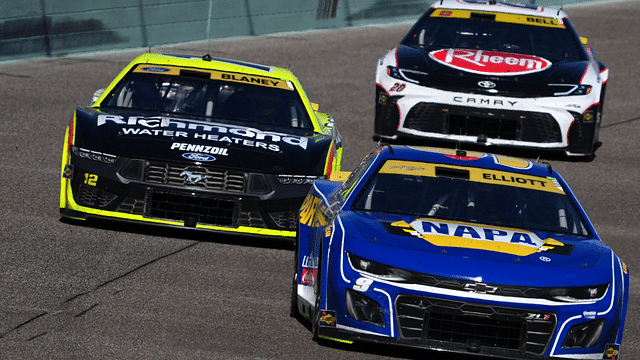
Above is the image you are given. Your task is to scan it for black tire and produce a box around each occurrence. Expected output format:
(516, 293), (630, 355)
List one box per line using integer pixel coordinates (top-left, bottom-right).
(311, 240), (323, 341)
(290, 224), (300, 318)
(290, 272), (299, 318)
(311, 282), (321, 341)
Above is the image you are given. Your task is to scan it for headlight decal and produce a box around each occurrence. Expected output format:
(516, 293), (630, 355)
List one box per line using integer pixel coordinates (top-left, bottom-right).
(72, 146), (118, 164)
(549, 250), (618, 357)
(347, 252), (611, 305)
(550, 84), (592, 96)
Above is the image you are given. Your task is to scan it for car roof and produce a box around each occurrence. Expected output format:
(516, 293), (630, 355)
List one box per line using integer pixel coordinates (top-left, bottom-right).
(375, 145), (558, 178)
(430, 0), (569, 19)
(91, 52), (328, 131)
(129, 52), (297, 81)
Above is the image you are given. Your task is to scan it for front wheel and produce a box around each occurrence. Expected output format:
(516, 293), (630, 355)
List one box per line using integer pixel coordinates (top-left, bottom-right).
(290, 272), (298, 318)
(311, 282), (321, 341)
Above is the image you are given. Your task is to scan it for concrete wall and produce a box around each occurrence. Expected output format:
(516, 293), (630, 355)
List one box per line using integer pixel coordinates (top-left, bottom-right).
(0, 0), (599, 61)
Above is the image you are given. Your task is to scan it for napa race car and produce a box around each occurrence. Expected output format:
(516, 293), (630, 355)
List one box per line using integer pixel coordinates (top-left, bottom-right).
(60, 52), (342, 239)
(375, 0), (608, 157)
(292, 145), (628, 359)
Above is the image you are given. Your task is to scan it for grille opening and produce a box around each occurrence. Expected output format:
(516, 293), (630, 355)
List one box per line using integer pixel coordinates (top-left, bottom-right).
(449, 114), (519, 140)
(396, 295), (556, 355)
(149, 192), (235, 226)
(424, 311), (523, 350)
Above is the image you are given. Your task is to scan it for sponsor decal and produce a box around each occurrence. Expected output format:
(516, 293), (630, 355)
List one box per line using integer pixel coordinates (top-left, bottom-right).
(141, 67), (171, 73)
(182, 153), (216, 162)
(430, 49), (551, 76)
(319, 310), (337, 327)
(430, 10), (563, 28)
(603, 344), (619, 359)
(220, 73), (282, 88)
(445, 154), (480, 161)
(171, 143), (229, 156)
(453, 96), (517, 106)
(377, 92), (388, 104)
(539, 256), (551, 262)
(525, 313), (552, 322)
(63, 164), (74, 179)
(390, 219), (566, 256)
(378, 159), (563, 194)
(97, 115), (308, 152)
(133, 64), (287, 89)
(301, 268), (317, 286)
(299, 195), (329, 227)
(583, 311), (597, 319)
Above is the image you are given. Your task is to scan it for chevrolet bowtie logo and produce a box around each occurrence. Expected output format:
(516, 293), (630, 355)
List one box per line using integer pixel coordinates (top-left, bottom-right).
(463, 283), (498, 294)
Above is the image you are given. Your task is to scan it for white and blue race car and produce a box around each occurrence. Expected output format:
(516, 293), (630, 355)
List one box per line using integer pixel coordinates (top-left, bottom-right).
(292, 145), (627, 359)
(375, 0), (607, 157)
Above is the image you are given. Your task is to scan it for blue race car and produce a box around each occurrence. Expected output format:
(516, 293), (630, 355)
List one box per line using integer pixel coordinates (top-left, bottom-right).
(292, 145), (628, 359)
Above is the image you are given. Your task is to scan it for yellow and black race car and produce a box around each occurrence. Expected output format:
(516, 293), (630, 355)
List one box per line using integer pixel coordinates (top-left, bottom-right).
(60, 53), (342, 239)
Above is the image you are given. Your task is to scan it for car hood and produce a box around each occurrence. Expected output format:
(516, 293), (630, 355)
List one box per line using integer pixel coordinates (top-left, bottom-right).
(342, 211), (609, 287)
(72, 107), (333, 174)
(394, 45), (590, 97)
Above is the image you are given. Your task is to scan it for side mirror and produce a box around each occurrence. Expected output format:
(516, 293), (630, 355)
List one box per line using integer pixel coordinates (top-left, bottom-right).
(89, 89), (105, 106)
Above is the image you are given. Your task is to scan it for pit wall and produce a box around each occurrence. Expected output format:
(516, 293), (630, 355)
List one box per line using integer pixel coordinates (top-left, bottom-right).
(0, 0), (599, 61)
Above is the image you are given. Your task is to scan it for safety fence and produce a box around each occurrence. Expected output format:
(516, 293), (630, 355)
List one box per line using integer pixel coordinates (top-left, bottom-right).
(0, 0), (599, 61)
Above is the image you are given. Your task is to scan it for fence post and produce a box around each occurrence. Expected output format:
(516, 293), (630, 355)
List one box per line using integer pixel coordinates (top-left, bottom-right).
(39, 0), (51, 56)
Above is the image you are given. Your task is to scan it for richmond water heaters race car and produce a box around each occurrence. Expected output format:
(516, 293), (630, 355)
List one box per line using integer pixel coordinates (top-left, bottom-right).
(375, 0), (608, 157)
(292, 145), (627, 359)
(60, 53), (342, 239)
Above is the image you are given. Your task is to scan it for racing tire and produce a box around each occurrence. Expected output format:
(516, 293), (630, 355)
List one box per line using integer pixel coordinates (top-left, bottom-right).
(290, 224), (300, 318)
(290, 272), (298, 318)
(311, 239), (323, 342)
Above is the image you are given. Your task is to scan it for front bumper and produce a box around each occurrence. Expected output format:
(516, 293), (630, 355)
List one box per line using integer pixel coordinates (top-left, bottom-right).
(310, 250), (625, 359)
(374, 84), (600, 156)
(59, 150), (315, 239)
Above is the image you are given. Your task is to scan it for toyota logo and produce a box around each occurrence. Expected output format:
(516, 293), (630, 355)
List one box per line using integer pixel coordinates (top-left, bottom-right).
(478, 81), (496, 89)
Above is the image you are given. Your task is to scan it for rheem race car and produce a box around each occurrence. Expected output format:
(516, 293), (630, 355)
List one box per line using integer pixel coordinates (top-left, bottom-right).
(292, 145), (628, 359)
(375, 0), (608, 157)
(60, 52), (342, 239)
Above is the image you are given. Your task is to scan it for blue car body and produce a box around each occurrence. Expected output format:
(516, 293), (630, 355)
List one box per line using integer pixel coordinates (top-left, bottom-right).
(292, 145), (628, 359)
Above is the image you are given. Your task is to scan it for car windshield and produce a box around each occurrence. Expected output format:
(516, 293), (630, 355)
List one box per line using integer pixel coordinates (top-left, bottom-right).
(102, 66), (313, 130)
(402, 12), (586, 62)
(352, 160), (590, 236)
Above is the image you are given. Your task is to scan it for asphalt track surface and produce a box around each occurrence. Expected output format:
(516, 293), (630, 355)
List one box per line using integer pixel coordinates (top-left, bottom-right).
(1, 1), (639, 359)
